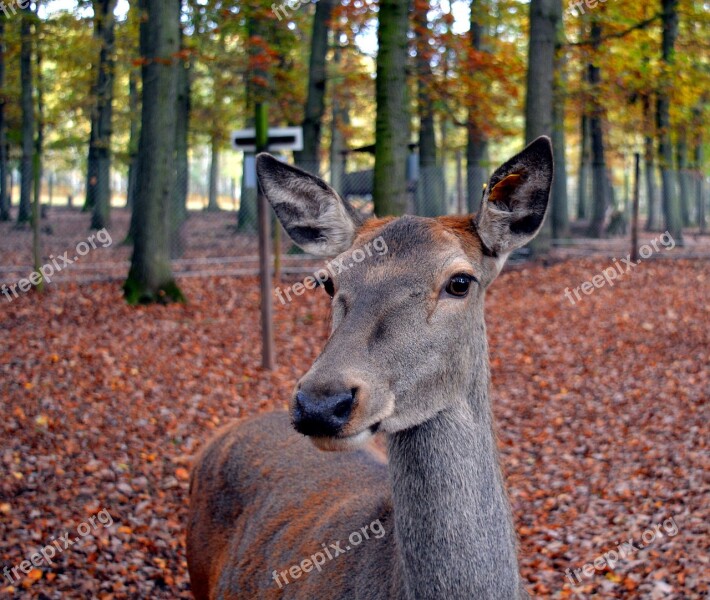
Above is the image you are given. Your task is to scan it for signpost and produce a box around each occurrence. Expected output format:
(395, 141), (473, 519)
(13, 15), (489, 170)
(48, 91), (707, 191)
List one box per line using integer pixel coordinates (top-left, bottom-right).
(233, 119), (303, 370)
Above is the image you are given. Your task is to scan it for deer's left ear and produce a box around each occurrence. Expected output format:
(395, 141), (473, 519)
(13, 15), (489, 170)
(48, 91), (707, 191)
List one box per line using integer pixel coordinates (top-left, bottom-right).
(474, 136), (553, 255)
(256, 153), (362, 256)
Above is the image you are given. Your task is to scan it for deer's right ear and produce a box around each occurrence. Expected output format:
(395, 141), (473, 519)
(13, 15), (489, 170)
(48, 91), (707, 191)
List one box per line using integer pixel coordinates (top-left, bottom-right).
(474, 136), (553, 256)
(256, 153), (361, 257)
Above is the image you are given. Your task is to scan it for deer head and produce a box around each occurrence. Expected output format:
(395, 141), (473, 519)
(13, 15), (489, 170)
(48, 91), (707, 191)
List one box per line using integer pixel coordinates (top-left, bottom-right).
(256, 137), (553, 451)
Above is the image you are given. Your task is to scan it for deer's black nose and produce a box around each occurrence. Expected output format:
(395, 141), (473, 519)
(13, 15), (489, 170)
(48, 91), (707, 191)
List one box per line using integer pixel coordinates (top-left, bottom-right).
(293, 390), (355, 437)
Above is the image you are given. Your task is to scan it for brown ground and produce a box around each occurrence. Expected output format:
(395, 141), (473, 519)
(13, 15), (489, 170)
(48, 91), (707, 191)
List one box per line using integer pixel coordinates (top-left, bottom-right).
(0, 209), (708, 598)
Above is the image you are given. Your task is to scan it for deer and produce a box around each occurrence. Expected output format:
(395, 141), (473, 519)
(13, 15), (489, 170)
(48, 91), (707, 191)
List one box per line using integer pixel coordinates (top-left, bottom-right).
(186, 136), (553, 599)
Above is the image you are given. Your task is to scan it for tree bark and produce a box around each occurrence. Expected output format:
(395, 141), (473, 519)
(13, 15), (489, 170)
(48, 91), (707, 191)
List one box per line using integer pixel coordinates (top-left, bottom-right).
(587, 21), (607, 238)
(576, 114), (590, 220)
(124, 0), (183, 304)
(373, 0), (411, 216)
(415, 0), (443, 216)
(656, 0), (682, 243)
(693, 105), (706, 234)
(172, 33), (190, 257)
(86, 0), (118, 230)
(329, 35), (348, 195)
(525, 0), (558, 251)
(0, 15), (9, 221)
(551, 0), (568, 239)
(294, 0), (333, 173)
(642, 94), (659, 231)
(18, 6), (33, 224)
(676, 128), (690, 226)
(207, 134), (219, 211)
(466, 0), (488, 213)
(126, 67), (140, 211)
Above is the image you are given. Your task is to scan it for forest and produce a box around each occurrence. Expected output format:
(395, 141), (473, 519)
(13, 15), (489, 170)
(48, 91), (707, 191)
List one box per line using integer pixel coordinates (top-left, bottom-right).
(0, 0), (707, 302)
(0, 0), (708, 598)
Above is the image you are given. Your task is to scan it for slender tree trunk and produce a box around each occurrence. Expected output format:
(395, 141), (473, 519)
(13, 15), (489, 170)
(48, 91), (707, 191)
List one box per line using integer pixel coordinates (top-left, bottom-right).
(0, 15), (9, 221)
(126, 68), (140, 211)
(18, 6), (33, 224)
(294, 0), (333, 173)
(32, 10), (43, 290)
(551, 0), (568, 239)
(642, 95), (658, 231)
(207, 133), (219, 211)
(124, 0), (183, 304)
(466, 0), (488, 213)
(171, 36), (189, 257)
(415, 0), (442, 216)
(587, 21), (607, 238)
(86, 0), (118, 230)
(657, 0), (682, 243)
(577, 114), (590, 220)
(693, 105), (706, 234)
(373, 0), (411, 216)
(525, 0), (558, 251)
(676, 128), (691, 226)
(329, 35), (348, 195)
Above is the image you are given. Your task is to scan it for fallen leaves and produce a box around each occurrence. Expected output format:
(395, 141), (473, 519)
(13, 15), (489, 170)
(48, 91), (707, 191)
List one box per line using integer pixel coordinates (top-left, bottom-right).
(0, 256), (707, 598)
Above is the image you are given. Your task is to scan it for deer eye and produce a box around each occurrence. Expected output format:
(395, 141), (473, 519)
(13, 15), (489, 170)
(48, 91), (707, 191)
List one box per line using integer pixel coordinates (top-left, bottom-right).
(444, 274), (474, 298)
(322, 278), (335, 298)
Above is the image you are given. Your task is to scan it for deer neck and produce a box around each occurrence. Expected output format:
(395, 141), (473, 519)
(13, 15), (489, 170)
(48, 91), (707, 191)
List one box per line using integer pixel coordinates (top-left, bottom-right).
(386, 352), (521, 599)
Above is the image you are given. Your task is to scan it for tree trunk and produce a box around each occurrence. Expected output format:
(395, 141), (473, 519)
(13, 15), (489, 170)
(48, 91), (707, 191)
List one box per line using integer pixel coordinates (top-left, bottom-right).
(525, 0), (558, 251)
(124, 0), (183, 304)
(642, 95), (658, 231)
(329, 35), (348, 195)
(294, 0), (333, 174)
(207, 134), (219, 211)
(373, 0), (411, 216)
(171, 35), (189, 257)
(577, 114), (590, 220)
(86, 0), (118, 230)
(126, 67), (140, 211)
(466, 0), (488, 213)
(0, 15), (9, 221)
(676, 128), (691, 226)
(656, 0), (682, 243)
(551, 0), (568, 239)
(415, 0), (443, 216)
(18, 6), (33, 224)
(693, 105), (706, 233)
(587, 21), (607, 238)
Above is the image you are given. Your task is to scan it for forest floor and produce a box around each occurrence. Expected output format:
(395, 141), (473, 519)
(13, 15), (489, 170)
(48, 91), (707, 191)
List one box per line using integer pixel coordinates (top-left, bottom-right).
(0, 211), (708, 599)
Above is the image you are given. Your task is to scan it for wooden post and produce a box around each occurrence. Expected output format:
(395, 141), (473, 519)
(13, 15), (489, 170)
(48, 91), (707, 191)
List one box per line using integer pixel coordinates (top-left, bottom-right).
(256, 103), (274, 369)
(631, 152), (640, 263)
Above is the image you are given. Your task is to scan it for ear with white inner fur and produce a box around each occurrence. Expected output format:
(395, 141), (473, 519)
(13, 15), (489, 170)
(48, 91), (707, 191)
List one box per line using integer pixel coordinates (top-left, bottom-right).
(256, 153), (362, 257)
(474, 136), (553, 256)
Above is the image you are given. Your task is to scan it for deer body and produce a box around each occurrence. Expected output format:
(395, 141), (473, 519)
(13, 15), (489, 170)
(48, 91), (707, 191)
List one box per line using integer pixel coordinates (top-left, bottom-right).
(187, 138), (554, 599)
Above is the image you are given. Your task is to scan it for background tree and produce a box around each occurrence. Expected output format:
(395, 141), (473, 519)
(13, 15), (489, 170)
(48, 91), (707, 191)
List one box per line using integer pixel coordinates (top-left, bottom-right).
(84, 0), (118, 230)
(124, 0), (183, 304)
(0, 15), (9, 221)
(525, 0), (558, 251)
(656, 0), (682, 243)
(18, 5), (33, 224)
(373, 0), (411, 216)
(294, 0), (334, 173)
